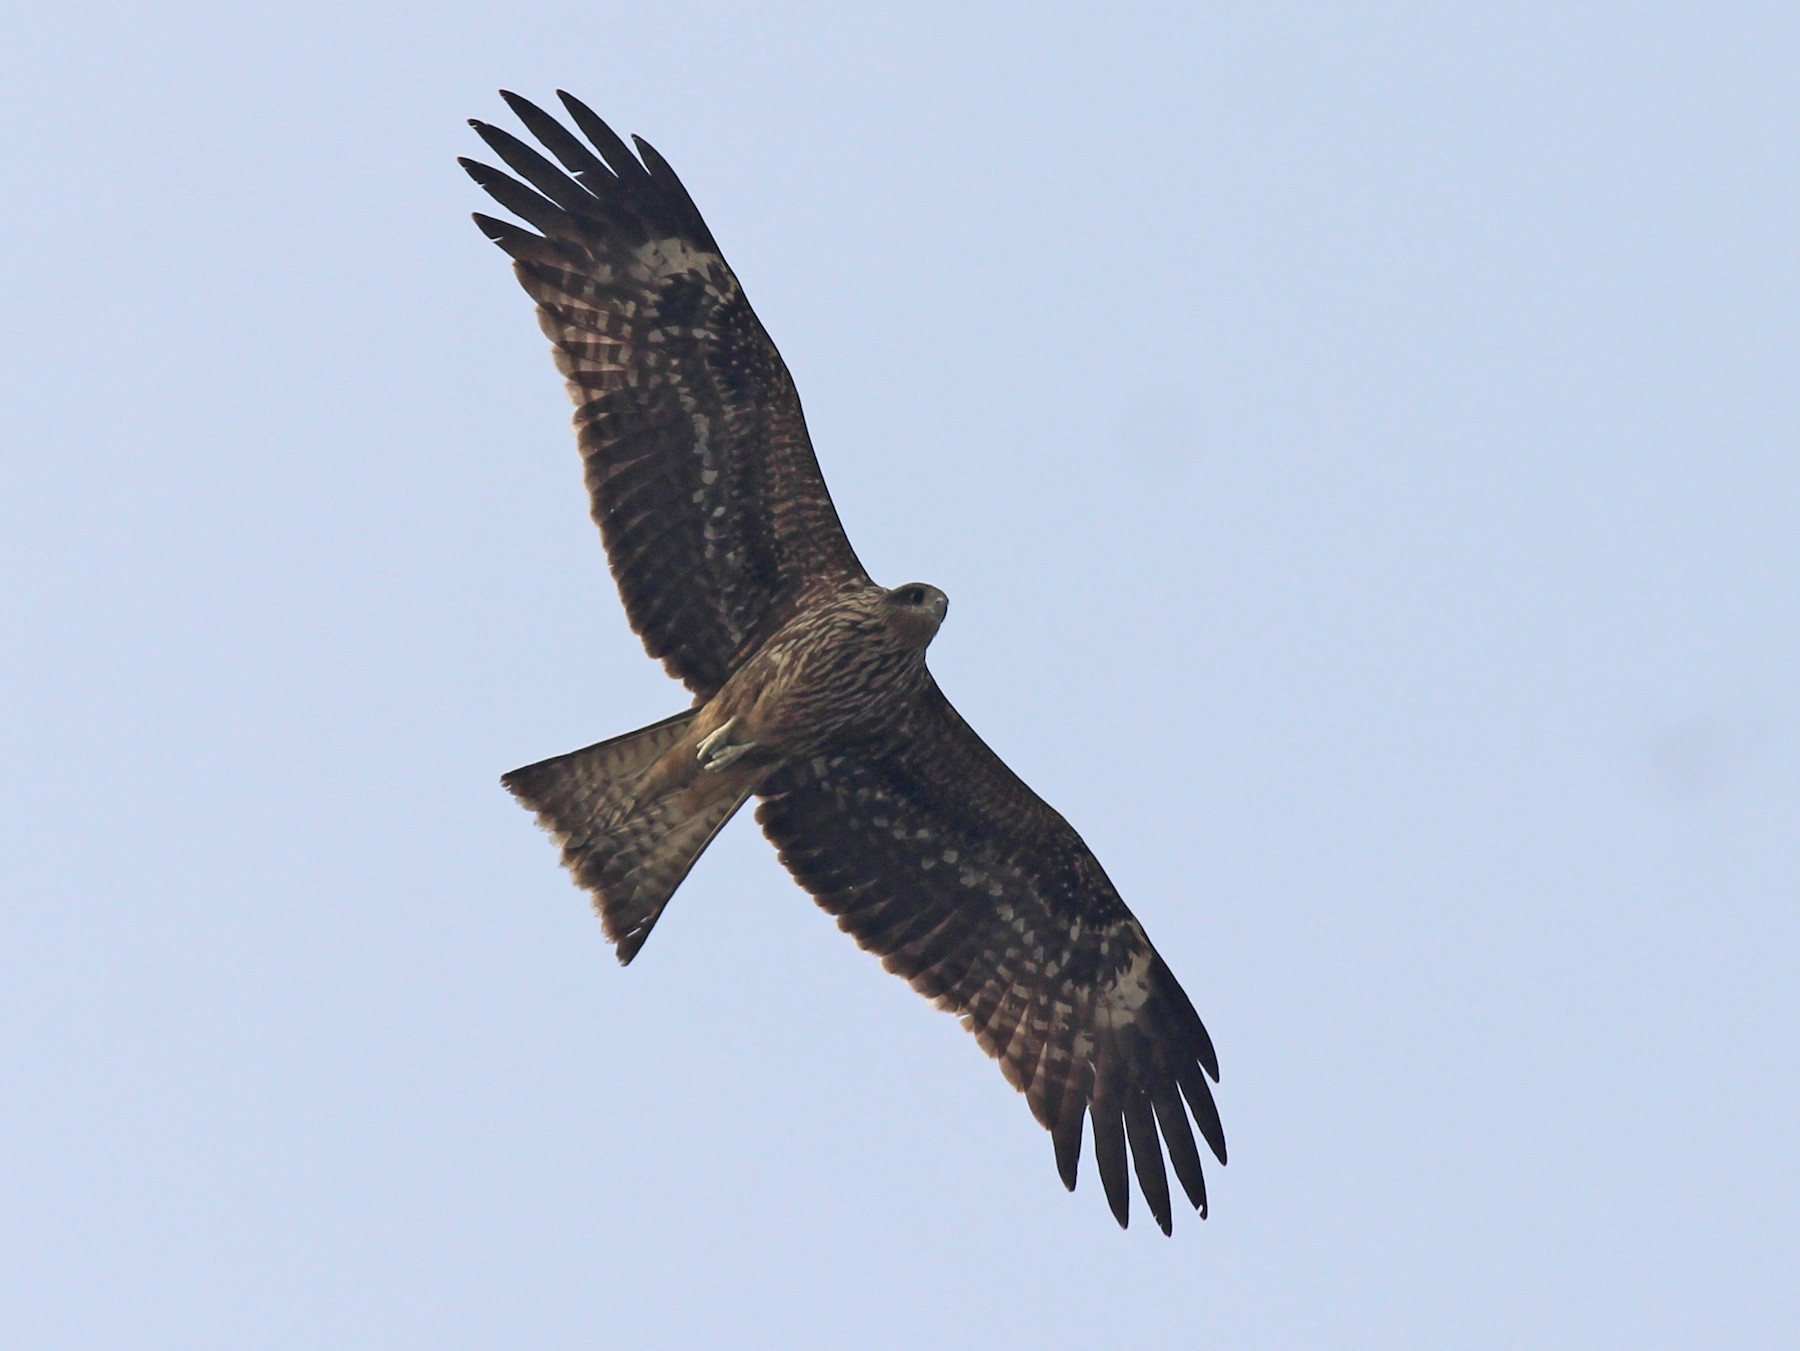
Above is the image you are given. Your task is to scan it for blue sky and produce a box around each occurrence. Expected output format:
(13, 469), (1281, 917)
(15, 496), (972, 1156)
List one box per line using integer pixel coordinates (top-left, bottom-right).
(6, 3), (1798, 1346)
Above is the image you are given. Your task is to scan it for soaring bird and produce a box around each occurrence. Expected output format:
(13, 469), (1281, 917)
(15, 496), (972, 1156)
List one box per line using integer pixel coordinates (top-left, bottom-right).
(463, 92), (1225, 1233)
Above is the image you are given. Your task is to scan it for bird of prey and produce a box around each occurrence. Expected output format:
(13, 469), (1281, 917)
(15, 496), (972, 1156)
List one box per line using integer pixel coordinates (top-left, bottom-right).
(463, 91), (1226, 1233)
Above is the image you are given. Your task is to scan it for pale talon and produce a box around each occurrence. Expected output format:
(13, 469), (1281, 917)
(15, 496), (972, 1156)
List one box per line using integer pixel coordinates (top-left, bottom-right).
(695, 718), (736, 761)
(696, 718), (753, 770)
(704, 742), (752, 769)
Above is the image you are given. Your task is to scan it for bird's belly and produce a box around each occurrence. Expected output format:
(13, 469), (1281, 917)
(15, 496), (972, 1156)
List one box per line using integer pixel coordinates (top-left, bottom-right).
(722, 629), (925, 761)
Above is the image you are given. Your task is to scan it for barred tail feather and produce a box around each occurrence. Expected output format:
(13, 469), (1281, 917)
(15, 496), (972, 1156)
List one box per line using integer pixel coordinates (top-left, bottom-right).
(501, 710), (752, 963)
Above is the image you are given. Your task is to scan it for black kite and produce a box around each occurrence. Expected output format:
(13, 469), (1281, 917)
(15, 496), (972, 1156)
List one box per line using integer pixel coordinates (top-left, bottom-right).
(464, 92), (1226, 1233)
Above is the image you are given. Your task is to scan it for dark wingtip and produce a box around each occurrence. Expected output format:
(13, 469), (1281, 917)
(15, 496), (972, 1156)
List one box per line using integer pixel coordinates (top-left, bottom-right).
(555, 88), (603, 130)
(470, 211), (512, 245)
(457, 156), (505, 192)
(1053, 1118), (1082, 1192)
(1124, 1091), (1173, 1235)
(1091, 1104), (1130, 1229)
(1150, 1082), (1210, 1217)
(496, 91), (540, 127)
(1174, 1056), (1228, 1165)
(555, 91), (644, 179)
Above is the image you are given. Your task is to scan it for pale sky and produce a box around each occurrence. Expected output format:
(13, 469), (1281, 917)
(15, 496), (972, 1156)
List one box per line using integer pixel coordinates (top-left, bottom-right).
(6, 3), (1798, 1347)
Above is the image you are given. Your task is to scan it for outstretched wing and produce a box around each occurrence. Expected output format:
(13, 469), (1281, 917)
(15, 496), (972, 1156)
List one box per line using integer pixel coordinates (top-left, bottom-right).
(463, 92), (868, 697)
(755, 684), (1226, 1233)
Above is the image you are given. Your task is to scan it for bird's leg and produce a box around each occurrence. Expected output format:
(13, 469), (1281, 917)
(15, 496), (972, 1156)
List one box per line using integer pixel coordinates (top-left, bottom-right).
(696, 717), (756, 771)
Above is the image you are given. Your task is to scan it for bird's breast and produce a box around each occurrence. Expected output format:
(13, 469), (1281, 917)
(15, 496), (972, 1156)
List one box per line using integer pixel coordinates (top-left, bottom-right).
(722, 607), (929, 756)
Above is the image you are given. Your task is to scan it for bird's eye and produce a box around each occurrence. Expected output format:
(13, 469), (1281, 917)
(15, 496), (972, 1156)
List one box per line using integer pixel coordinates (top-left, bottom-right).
(904, 587), (924, 605)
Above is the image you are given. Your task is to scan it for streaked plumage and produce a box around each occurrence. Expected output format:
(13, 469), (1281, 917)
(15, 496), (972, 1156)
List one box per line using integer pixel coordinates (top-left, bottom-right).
(465, 92), (1226, 1233)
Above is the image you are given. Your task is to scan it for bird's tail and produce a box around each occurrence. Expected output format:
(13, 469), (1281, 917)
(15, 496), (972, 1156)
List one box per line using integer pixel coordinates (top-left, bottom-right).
(501, 710), (755, 963)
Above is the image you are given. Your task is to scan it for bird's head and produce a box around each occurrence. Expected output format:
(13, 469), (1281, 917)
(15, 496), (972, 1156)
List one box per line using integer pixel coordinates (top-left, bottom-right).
(883, 582), (949, 650)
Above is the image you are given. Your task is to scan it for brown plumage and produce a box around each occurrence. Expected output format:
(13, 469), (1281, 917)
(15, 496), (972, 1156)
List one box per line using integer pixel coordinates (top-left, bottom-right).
(466, 92), (1226, 1233)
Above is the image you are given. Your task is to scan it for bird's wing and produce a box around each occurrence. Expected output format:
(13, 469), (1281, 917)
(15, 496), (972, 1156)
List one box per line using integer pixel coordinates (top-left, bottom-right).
(463, 92), (868, 697)
(754, 682), (1225, 1233)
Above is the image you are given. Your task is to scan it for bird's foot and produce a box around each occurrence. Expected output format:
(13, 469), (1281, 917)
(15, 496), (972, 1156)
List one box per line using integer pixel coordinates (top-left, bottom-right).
(696, 718), (755, 771)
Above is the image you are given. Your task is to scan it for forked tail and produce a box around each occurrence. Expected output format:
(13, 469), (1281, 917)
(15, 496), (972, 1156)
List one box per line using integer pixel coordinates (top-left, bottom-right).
(501, 710), (754, 962)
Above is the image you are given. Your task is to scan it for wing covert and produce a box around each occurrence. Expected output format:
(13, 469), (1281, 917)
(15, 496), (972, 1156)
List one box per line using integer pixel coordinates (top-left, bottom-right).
(754, 684), (1225, 1233)
(464, 91), (868, 696)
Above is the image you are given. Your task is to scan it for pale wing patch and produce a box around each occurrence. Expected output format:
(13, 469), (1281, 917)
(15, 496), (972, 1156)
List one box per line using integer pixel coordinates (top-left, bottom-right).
(1094, 938), (1156, 1029)
(632, 235), (725, 281)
